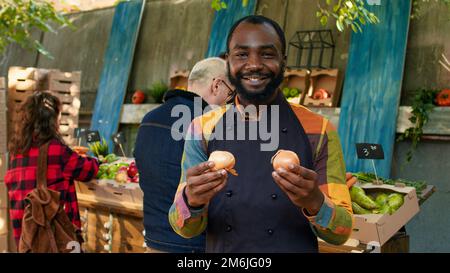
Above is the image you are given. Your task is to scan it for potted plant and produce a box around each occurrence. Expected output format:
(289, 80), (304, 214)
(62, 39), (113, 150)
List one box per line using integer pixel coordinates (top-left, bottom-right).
(149, 81), (168, 103)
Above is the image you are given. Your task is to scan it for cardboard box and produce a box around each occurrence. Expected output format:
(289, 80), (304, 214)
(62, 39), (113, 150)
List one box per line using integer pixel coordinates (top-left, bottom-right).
(350, 183), (420, 246)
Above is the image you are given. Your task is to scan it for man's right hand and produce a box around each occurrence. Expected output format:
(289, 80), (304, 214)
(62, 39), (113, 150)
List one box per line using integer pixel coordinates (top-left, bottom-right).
(184, 161), (228, 208)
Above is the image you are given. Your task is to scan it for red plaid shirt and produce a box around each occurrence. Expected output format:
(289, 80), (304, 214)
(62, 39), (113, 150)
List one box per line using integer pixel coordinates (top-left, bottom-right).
(4, 138), (99, 241)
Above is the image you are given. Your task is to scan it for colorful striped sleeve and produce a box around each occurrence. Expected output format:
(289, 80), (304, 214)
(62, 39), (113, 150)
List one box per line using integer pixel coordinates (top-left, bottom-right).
(168, 118), (209, 238)
(169, 106), (230, 238)
(291, 104), (353, 245)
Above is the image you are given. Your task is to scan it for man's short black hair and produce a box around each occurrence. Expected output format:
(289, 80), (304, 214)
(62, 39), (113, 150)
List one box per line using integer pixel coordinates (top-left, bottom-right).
(226, 15), (286, 55)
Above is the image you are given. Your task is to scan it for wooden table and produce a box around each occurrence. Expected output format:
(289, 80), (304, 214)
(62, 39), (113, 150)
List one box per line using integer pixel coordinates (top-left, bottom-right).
(76, 180), (436, 253)
(75, 180), (145, 253)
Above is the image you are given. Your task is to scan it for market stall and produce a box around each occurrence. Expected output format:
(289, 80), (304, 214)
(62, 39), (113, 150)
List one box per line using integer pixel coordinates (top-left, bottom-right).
(75, 156), (145, 253)
(75, 152), (435, 253)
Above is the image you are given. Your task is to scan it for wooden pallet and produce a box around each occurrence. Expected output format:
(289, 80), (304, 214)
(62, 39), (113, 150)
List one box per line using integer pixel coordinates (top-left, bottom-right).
(76, 179), (145, 253)
(80, 207), (145, 253)
(75, 180), (143, 216)
(282, 68), (341, 107)
(48, 71), (81, 95)
(0, 153), (7, 180)
(0, 78), (7, 154)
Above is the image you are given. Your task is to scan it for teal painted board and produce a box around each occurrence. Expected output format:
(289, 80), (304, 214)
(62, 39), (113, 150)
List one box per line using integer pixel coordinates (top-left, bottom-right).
(91, 0), (145, 151)
(338, 0), (411, 178)
(205, 0), (257, 58)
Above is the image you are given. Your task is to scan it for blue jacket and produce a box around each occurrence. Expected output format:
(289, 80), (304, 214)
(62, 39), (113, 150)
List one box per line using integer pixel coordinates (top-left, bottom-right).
(134, 89), (208, 252)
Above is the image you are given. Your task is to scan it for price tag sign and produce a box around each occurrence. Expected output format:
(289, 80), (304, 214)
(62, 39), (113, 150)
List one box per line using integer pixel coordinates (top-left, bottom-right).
(73, 128), (86, 138)
(356, 143), (384, 160)
(86, 130), (101, 143)
(112, 132), (126, 145)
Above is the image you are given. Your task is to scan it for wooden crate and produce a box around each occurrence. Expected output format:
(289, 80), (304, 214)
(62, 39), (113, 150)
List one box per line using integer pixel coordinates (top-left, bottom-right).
(6, 68), (81, 147)
(0, 182), (7, 208)
(304, 69), (340, 107)
(80, 207), (145, 253)
(48, 71), (81, 95)
(75, 180), (143, 215)
(169, 70), (189, 90)
(282, 68), (341, 107)
(0, 234), (7, 253)
(0, 207), (7, 236)
(0, 79), (7, 154)
(319, 232), (410, 253)
(0, 153), (7, 180)
(76, 180), (145, 253)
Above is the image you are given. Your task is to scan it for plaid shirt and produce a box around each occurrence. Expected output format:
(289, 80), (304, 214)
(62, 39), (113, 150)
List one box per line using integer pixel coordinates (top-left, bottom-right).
(4, 138), (99, 241)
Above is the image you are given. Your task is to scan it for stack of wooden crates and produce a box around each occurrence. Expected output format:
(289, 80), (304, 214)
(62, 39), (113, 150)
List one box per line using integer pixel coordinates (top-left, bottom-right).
(0, 77), (10, 252)
(7, 66), (81, 146)
(76, 181), (146, 253)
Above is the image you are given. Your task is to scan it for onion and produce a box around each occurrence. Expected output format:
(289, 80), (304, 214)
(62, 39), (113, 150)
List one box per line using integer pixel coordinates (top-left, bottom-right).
(271, 150), (300, 170)
(208, 151), (238, 176)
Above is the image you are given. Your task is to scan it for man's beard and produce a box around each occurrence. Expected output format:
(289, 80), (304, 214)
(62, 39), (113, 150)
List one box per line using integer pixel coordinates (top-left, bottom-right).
(228, 63), (285, 104)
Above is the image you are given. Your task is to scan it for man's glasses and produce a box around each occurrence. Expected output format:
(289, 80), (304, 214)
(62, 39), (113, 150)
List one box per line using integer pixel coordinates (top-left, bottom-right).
(220, 79), (235, 102)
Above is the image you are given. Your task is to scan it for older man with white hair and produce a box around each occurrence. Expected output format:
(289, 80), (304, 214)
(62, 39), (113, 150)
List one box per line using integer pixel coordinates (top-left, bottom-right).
(134, 57), (234, 253)
(188, 57), (234, 106)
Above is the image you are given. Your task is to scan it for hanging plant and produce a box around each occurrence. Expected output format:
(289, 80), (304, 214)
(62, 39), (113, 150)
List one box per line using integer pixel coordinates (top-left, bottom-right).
(211, 0), (380, 33)
(397, 89), (440, 162)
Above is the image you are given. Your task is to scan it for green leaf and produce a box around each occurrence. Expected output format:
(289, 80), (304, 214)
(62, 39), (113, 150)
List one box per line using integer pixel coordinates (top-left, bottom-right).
(320, 15), (328, 25)
(333, 4), (340, 13)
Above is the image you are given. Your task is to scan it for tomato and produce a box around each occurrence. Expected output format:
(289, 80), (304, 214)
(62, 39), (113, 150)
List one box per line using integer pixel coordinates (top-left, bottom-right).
(132, 90), (146, 104)
(435, 89), (450, 106)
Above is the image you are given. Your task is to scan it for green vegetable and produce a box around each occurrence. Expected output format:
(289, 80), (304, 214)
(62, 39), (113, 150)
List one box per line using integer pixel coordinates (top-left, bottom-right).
(108, 164), (120, 175)
(375, 193), (389, 207)
(107, 172), (116, 180)
(88, 138), (109, 157)
(379, 204), (392, 215)
(352, 202), (371, 214)
(117, 163), (130, 168)
(282, 87), (290, 97)
(350, 186), (379, 210)
(105, 153), (118, 163)
(388, 193), (405, 212)
(352, 172), (427, 196)
(289, 88), (299, 97)
(99, 173), (108, 179)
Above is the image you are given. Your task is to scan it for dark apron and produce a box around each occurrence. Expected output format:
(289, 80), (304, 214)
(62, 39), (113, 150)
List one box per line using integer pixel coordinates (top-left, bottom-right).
(206, 93), (318, 253)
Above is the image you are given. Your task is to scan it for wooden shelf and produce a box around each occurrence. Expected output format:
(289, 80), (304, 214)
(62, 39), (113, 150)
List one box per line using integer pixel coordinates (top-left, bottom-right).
(118, 104), (450, 136)
(309, 106), (450, 135)
(120, 104), (161, 124)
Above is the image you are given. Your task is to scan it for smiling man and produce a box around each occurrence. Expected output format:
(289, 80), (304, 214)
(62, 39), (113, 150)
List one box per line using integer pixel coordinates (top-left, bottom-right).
(168, 15), (353, 253)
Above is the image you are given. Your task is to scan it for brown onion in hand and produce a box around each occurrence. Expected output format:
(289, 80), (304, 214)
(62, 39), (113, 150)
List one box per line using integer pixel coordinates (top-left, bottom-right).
(271, 150), (300, 170)
(208, 151), (238, 176)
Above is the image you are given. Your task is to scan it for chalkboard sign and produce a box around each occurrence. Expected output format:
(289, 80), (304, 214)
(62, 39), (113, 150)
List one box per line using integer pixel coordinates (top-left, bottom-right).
(86, 130), (101, 143)
(112, 132), (126, 145)
(74, 128), (86, 138)
(356, 143), (384, 160)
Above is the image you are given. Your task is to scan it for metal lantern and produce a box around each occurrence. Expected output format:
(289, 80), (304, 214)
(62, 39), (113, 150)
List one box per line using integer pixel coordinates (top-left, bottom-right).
(287, 29), (335, 69)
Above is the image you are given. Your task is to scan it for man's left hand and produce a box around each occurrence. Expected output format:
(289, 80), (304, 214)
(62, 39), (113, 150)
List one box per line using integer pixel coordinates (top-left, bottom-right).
(272, 164), (324, 215)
